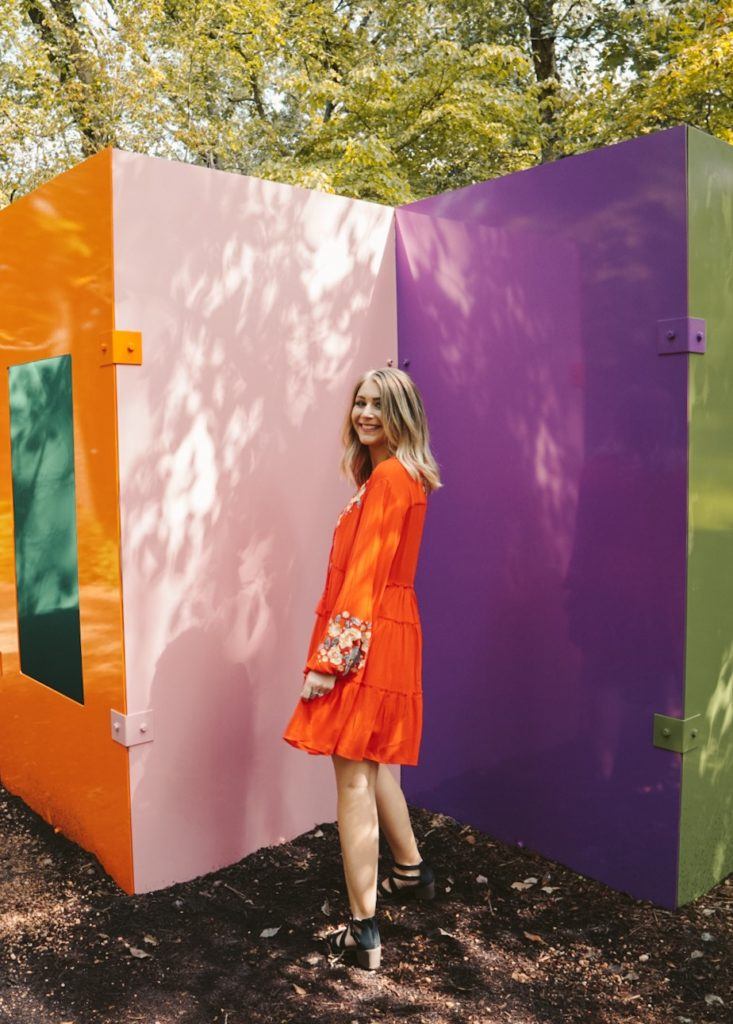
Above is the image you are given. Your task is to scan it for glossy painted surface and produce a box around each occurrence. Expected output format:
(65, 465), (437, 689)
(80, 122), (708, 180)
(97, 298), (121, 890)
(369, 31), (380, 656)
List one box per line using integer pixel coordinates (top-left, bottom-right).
(0, 152), (133, 892)
(9, 355), (84, 702)
(397, 127), (688, 907)
(681, 127), (733, 904)
(111, 151), (397, 891)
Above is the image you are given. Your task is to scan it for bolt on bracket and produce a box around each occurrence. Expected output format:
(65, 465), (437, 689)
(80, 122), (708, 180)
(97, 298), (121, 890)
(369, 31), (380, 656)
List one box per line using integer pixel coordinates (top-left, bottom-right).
(657, 317), (706, 355)
(653, 712), (705, 753)
(111, 708), (154, 747)
(100, 330), (143, 367)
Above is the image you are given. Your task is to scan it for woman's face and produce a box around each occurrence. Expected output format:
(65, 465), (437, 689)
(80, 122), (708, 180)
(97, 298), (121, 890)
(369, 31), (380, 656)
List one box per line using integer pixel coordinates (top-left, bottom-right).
(352, 380), (388, 453)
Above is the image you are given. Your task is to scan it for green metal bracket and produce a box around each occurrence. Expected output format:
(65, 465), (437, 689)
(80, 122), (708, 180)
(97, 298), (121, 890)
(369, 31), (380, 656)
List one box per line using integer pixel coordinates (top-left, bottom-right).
(653, 713), (705, 754)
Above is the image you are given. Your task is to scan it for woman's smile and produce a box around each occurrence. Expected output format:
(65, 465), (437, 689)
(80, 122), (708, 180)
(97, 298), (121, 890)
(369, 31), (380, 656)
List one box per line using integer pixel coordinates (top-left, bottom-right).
(353, 385), (391, 466)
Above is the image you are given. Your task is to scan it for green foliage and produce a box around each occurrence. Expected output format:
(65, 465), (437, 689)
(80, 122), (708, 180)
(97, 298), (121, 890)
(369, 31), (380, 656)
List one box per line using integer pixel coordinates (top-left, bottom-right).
(0, 0), (731, 207)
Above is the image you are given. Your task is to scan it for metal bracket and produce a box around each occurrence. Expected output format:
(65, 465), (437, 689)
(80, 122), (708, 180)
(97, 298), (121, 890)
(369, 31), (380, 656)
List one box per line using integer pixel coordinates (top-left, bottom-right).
(111, 708), (154, 747)
(101, 330), (143, 367)
(653, 712), (705, 753)
(657, 317), (706, 355)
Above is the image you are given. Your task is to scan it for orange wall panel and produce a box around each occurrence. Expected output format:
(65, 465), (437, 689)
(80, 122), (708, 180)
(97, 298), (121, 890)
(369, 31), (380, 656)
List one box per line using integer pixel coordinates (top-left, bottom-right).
(0, 150), (133, 892)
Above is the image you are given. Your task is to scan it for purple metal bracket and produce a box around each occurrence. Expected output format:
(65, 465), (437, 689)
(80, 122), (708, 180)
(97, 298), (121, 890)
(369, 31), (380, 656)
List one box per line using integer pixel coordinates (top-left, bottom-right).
(657, 316), (706, 355)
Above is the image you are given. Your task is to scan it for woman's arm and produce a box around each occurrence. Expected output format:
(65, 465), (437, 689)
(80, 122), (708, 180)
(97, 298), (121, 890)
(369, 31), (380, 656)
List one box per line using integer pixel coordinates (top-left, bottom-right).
(302, 471), (408, 682)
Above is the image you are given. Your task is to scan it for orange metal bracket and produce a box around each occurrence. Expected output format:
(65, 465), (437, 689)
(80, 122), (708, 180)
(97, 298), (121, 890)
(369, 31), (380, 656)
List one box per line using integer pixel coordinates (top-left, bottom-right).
(100, 330), (142, 367)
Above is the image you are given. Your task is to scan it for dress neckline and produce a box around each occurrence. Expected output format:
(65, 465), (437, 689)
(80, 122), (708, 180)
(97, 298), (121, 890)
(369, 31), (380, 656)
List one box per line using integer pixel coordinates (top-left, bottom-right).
(335, 480), (368, 528)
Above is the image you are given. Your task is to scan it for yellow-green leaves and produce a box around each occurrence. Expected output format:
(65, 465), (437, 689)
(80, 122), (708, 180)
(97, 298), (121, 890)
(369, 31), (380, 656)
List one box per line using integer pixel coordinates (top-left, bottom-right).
(1, 0), (731, 208)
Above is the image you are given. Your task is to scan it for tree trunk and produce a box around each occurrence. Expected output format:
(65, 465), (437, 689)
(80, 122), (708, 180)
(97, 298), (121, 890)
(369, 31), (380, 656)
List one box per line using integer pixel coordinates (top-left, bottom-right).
(24, 0), (112, 156)
(524, 0), (559, 161)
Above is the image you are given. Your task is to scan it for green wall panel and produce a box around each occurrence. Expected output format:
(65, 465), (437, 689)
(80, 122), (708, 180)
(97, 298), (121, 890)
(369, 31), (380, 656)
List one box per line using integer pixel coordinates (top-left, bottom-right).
(8, 355), (84, 703)
(681, 127), (733, 903)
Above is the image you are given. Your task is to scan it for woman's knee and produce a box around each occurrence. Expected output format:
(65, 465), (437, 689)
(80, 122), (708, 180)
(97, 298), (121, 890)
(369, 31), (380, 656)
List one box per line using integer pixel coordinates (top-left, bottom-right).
(332, 754), (378, 793)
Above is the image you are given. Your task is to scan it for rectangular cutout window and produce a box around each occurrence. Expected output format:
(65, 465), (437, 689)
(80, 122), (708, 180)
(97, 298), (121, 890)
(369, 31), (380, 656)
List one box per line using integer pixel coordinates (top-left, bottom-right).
(8, 355), (84, 703)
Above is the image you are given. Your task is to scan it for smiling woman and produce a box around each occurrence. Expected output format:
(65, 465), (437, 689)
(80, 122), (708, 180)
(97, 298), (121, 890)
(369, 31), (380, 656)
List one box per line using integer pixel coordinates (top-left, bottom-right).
(282, 366), (442, 970)
(354, 381), (387, 447)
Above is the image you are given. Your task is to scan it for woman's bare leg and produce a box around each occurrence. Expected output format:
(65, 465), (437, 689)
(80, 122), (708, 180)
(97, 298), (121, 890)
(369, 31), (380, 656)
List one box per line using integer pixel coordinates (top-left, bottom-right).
(375, 763), (422, 888)
(331, 754), (379, 924)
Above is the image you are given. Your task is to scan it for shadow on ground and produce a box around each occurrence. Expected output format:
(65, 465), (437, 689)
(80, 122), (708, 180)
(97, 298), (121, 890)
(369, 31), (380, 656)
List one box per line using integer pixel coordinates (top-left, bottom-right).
(0, 783), (730, 1024)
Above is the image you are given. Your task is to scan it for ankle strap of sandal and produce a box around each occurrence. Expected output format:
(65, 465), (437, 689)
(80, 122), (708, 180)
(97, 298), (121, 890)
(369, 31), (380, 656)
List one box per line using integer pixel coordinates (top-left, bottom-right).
(350, 913), (377, 928)
(349, 913), (380, 947)
(393, 860), (423, 870)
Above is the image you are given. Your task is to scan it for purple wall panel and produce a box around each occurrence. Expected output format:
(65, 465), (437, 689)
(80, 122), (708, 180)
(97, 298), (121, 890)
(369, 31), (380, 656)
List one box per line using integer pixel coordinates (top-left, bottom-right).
(398, 127), (688, 907)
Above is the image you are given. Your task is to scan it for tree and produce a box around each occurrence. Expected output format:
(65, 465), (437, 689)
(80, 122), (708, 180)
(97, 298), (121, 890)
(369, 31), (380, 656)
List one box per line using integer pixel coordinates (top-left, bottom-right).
(0, 0), (731, 208)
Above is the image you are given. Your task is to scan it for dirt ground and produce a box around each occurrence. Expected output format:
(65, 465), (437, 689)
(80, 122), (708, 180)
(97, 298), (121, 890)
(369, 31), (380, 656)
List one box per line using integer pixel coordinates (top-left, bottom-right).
(0, 782), (730, 1024)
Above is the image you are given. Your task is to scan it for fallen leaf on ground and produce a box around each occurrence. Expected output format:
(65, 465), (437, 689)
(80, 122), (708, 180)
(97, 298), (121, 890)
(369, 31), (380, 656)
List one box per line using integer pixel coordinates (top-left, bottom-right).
(511, 877), (538, 891)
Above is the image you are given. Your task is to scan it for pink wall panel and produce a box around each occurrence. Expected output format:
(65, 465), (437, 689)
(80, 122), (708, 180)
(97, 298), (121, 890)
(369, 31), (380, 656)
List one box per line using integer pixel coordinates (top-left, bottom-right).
(111, 151), (396, 891)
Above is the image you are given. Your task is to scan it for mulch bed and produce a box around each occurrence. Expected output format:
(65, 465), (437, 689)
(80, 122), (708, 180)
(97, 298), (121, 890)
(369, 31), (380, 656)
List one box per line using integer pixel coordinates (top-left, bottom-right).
(0, 781), (730, 1024)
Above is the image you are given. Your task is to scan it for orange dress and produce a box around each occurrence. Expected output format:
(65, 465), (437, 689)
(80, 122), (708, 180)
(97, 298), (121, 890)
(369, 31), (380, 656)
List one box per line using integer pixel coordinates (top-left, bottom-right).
(282, 456), (428, 765)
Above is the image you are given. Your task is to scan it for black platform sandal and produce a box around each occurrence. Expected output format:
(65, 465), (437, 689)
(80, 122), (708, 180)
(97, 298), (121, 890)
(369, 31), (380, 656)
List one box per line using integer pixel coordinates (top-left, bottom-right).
(378, 859), (436, 901)
(326, 913), (381, 970)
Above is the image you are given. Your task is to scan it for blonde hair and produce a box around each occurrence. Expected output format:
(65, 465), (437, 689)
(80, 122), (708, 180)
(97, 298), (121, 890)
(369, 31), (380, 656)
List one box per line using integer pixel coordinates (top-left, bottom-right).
(339, 367), (443, 494)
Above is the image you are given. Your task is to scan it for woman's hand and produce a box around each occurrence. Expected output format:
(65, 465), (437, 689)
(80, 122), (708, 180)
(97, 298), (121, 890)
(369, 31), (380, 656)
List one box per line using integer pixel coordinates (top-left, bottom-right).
(300, 670), (337, 701)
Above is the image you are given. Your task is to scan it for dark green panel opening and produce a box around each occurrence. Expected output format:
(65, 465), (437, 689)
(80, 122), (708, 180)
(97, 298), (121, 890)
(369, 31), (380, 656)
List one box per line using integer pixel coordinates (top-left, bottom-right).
(8, 355), (84, 703)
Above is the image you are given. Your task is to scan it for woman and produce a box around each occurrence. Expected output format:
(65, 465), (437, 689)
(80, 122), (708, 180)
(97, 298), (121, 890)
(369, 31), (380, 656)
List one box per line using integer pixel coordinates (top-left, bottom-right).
(282, 366), (442, 971)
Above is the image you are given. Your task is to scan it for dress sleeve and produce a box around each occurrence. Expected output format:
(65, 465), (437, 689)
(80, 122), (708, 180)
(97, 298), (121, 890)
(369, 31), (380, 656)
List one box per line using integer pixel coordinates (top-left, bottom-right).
(304, 473), (408, 677)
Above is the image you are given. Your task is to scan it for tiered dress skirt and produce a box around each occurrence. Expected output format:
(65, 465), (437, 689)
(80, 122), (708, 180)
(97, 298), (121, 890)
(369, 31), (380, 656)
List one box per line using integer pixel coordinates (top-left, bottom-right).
(284, 576), (423, 764)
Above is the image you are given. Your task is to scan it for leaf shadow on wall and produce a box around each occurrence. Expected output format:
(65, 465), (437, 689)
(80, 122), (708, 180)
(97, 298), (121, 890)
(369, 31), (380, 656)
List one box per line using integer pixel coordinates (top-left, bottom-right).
(113, 156), (396, 886)
(396, 143), (687, 906)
